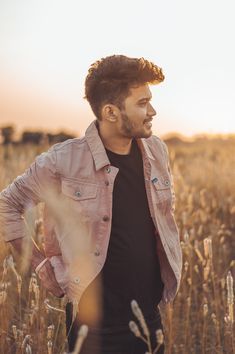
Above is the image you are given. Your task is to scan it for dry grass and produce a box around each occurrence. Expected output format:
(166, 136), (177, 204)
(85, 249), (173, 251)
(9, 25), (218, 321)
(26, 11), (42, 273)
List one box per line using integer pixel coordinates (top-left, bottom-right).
(0, 138), (234, 354)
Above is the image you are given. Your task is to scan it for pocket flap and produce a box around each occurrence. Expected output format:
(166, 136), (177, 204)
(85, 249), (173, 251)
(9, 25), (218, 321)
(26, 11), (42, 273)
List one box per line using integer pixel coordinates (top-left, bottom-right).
(152, 175), (171, 191)
(61, 179), (98, 200)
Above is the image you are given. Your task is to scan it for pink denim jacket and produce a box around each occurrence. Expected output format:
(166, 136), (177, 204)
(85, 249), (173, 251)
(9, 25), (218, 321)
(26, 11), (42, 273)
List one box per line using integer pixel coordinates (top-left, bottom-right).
(0, 121), (182, 305)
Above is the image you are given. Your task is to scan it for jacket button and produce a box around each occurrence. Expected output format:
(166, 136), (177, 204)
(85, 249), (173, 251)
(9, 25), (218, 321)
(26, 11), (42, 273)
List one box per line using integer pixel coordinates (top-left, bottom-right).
(102, 215), (110, 222)
(74, 277), (80, 284)
(164, 180), (170, 186)
(152, 177), (158, 184)
(106, 167), (111, 173)
(94, 250), (100, 256)
(75, 191), (81, 197)
(105, 180), (109, 186)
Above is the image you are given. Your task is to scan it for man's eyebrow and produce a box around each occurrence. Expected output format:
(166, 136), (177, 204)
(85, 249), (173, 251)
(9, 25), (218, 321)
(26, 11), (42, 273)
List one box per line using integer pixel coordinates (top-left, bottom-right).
(137, 96), (152, 102)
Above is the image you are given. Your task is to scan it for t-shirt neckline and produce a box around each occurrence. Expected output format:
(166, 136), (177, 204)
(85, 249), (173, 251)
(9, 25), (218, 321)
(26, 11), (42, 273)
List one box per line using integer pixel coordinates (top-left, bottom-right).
(105, 139), (137, 157)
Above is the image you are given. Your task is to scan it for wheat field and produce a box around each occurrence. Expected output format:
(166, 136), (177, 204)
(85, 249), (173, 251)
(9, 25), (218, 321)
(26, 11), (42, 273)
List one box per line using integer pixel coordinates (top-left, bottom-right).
(0, 138), (234, 354)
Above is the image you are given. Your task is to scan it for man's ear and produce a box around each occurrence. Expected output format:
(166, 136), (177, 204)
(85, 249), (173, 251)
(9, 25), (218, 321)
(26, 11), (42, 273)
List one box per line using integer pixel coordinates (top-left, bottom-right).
(101, 104), (120, 122)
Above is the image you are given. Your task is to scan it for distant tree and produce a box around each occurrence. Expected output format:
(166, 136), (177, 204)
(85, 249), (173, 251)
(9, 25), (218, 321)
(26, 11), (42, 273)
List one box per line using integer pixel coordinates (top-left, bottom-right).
(164, 136), (184, 145)
(0, 126), (14, 145)
(21, 131), (45, 144)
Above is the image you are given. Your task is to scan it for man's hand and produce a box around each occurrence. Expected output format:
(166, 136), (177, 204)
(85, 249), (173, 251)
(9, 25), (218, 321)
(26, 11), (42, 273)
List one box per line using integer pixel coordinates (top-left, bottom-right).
(9, 238), (65, 298)
(37, 259), (65, 298)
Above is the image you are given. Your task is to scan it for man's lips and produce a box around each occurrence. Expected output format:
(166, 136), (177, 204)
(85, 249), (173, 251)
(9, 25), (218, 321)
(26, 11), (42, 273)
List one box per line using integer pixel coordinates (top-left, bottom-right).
(143, 118), (153, 123)
(144, 119), (152, 128)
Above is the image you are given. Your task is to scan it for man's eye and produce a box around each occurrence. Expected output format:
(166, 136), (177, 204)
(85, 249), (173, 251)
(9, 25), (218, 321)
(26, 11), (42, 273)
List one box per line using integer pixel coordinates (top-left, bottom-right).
(139, 102), (147, 106)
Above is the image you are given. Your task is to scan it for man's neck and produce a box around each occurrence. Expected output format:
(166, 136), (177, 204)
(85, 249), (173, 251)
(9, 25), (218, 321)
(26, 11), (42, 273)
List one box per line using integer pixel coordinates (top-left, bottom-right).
(97, 122), (132, 155)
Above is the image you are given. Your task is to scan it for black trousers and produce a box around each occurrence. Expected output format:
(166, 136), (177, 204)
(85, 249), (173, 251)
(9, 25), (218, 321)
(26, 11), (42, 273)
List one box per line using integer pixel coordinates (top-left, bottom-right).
(66, 303), (165, 354)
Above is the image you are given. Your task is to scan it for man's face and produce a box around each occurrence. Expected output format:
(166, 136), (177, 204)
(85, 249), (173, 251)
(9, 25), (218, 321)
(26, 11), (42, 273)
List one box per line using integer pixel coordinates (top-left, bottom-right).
(118, 84), (156, 139)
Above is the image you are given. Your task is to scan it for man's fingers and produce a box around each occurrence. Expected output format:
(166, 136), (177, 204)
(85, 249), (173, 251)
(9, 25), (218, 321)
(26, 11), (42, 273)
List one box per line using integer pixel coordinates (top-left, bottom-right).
(38, 260), (65, 298)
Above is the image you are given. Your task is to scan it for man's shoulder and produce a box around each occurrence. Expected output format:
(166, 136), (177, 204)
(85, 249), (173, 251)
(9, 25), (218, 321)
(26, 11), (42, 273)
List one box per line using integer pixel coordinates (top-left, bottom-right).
(147, 134), (165, 144)
(145, 134), (167, 154)
(37, 136), (88, 167)
(43, 136), (88, 159)
(51, 136), (86, 152)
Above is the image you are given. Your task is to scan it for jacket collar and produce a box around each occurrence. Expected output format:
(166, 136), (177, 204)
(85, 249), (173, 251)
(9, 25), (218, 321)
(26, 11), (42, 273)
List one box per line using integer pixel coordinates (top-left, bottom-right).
(85, 120), (110, 171)
(85, 120), (155, 171)
(137, 138), (155, 161)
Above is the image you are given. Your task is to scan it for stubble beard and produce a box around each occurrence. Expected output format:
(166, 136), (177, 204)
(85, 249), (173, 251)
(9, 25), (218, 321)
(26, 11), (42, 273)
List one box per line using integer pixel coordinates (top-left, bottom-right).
(120, 112), (152, 139)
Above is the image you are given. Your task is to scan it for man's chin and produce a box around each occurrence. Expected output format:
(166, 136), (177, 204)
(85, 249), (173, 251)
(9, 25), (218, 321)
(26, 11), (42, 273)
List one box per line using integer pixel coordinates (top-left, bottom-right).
(142, 128), (153, 138)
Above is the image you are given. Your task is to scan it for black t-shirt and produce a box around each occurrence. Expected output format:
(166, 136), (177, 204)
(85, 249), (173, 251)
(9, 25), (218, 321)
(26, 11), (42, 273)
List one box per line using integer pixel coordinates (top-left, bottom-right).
(79, 139), (164, 327)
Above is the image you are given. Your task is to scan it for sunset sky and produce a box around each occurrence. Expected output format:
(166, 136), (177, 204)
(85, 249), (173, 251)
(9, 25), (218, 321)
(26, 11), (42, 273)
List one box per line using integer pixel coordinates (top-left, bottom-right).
(0, 0), (234, 137)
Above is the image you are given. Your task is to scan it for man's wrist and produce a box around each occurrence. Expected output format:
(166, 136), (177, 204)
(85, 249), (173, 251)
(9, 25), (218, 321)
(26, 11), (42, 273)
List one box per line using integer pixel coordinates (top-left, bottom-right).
(31, 242), (46, 271)
(35, 258), (49, 275)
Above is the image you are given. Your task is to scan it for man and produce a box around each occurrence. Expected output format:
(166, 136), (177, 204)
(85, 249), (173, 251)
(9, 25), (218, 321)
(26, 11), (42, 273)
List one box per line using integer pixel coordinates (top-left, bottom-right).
(0, 55), (182, 354)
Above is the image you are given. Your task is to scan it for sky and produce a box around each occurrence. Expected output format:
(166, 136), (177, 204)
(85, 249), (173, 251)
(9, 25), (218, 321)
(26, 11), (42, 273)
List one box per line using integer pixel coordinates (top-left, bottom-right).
(0, 0), (234, 137)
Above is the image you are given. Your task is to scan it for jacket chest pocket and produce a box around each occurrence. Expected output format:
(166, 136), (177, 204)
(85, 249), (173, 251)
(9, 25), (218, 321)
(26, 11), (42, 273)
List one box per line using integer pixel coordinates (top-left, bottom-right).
(152, 174), (172, 205)
(61, 179), (98, 217)
(62, 179), (98, 201)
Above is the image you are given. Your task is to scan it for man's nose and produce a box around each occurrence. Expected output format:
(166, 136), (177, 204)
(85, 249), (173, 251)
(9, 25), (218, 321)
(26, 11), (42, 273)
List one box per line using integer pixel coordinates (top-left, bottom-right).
(148, 103), (157, 117)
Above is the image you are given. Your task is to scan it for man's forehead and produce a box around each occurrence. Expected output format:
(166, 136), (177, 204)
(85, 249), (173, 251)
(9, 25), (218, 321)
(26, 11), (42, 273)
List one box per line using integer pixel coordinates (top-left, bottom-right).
(128, 84), (152, 100)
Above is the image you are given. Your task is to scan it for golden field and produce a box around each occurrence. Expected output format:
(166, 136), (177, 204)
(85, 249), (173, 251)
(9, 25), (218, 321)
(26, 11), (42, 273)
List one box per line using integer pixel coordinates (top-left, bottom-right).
(0, 138), (234, 354)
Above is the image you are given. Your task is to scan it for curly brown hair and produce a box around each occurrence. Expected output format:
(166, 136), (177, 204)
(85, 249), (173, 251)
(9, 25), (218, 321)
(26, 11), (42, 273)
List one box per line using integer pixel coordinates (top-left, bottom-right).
(84, 55), (165, 120)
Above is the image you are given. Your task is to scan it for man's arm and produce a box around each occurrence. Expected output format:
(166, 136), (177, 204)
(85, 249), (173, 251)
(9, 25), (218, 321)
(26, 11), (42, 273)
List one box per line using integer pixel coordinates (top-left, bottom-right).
(0, 148), (64, 298)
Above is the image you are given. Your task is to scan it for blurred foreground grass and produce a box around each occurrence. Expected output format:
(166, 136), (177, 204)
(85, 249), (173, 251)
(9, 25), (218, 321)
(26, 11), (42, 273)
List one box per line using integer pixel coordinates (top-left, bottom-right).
(0, 138), (234, 354)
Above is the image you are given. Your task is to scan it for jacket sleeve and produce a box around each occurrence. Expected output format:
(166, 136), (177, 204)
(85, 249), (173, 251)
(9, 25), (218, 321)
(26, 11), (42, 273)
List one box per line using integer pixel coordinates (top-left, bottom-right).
(161, 141), (176, 213)
(0, 148), (58, 242)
